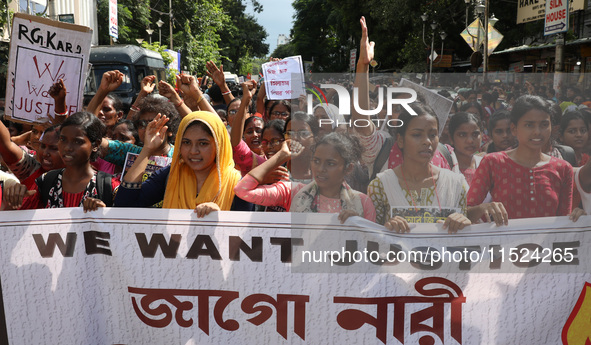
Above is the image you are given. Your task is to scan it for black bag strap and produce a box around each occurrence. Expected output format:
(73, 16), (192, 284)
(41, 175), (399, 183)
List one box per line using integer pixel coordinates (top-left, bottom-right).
(437, 142), (454, 169)
(371, 136), (396, 181)
(96, 171), (114, 207)
(555, 144), (577, 167)
(39, 169), (62, 207)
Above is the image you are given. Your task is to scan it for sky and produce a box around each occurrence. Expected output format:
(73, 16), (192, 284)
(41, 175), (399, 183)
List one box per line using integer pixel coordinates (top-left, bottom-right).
(246, 0), (295, 55)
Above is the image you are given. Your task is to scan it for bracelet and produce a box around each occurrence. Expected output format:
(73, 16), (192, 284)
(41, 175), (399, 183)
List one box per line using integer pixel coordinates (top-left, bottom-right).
(120, 181), (142, 189)
(221, 90), (231, 96)
(130, 105), (140, 112)
(54, 110), (68, 116)
(174, 99), (184, 107)
(196, 95), (205, 103)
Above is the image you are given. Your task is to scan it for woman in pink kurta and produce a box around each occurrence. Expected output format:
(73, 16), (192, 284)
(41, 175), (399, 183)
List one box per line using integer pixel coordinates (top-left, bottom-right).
(235, 132), (376, 222)
(467, 95), (573, 224)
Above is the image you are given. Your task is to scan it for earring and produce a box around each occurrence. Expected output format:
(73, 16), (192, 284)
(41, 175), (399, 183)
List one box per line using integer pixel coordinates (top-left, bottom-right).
(179, 157), (184, 165)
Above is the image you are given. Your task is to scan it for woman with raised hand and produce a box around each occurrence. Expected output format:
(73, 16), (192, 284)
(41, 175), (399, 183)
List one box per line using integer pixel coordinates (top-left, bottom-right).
(230, 80), (266, 176)
(367, 103), (471, 233)
(285, 112), (319, 183)
(351, 17), (454, 180)
(467, 95), (573, 224)
(235, 132), (375, 222)
(114, 111), (250, 215)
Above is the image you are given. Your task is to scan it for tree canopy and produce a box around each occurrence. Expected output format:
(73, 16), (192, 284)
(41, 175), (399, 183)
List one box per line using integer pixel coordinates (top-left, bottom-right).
(95, 0), (268, 74)
(286, 0), (538, 72)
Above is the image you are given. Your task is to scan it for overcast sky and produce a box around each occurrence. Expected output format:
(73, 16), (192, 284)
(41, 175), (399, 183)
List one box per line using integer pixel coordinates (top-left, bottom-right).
(246, 0), (295, 55)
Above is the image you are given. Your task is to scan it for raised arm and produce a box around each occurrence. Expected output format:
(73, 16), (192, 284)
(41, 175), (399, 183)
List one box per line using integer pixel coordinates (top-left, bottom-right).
(128, 75), (156, 120)
(206, 61), (235, 104)
(122, 114), (169, 184)
(178, 74), (216, 114)
(47, 79), (68, 125)
(158, 80), (192, 118)
(0, 121), (25, 165)
(351, 16), (376, 137)
(230, 80), (257, 148)
(256, 81), (267, 116)
(87, 70), (124, 116)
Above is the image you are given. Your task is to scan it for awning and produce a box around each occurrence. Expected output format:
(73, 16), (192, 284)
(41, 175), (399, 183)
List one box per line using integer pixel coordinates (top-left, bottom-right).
(493, 37), (591, 55)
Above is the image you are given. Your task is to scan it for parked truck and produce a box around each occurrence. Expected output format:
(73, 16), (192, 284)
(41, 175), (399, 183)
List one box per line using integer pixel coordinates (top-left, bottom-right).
(84, 45), (166, 111)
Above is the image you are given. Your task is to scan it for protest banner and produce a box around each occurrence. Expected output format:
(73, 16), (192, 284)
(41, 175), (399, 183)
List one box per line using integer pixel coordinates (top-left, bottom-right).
(0, 209), (590, 344)
(4, 13), (93, 124)
(262, 56), (305, 100)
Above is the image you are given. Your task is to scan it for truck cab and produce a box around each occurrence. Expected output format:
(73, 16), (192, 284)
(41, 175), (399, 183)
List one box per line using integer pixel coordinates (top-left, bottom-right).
(84, 45), (166, 111)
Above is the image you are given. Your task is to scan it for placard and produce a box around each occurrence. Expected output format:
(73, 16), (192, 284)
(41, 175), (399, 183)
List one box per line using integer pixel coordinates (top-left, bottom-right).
(262, 55), (305, 100)
(4, 13), (92, 123)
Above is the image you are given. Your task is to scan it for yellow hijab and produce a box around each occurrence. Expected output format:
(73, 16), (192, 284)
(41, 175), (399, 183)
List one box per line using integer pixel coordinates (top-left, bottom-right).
(162, 111), (241, 210)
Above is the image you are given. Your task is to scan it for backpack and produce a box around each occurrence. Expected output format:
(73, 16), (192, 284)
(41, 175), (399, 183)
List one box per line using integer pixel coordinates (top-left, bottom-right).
(554, 144), (577, 167)
(40, 169), (114, 207)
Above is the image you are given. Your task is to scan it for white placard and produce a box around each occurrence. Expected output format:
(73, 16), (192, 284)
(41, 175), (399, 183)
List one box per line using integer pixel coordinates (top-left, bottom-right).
(399, 78), (454, 136)
(262, 55), (305, 100)
(5, 13), (92, 123)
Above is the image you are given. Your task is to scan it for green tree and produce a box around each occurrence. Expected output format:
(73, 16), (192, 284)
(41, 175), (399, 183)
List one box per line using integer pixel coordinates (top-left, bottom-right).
(170, 0), (228, 73)
(271, 42), (297, 59)
(96, 0), (151, 45)
(218, 0), (269, 74)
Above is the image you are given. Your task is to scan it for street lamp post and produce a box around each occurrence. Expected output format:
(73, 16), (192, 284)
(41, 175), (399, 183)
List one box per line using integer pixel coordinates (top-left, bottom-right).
(156, 19), (164, 44)
(146, 28), (154, 44)
(422, 14), (446, 87)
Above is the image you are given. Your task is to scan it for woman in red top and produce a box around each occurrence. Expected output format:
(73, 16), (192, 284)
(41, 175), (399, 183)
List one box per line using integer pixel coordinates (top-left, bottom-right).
(7, 112), (119, 211)
(467, 95), (573, 224)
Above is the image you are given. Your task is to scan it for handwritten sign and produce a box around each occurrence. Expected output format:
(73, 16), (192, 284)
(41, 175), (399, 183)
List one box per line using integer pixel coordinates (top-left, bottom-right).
(5, 13), (92, 123)
(262, 55), (305, 100)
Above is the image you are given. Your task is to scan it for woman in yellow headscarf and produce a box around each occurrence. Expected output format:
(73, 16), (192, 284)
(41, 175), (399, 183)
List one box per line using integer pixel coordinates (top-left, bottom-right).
(115, 111), (247, 216)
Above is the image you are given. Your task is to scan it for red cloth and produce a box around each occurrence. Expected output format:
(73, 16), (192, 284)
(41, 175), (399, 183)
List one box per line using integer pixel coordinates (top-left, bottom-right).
(18, 168), (44, 210)
(467, 151), (573, 219)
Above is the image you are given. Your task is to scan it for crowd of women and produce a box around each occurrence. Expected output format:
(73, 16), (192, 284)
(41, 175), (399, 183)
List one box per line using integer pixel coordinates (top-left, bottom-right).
(0, 17), (590, 233)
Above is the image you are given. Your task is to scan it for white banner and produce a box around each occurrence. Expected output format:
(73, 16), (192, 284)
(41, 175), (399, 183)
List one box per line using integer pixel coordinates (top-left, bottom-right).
(1, 209), (591, 344)
(5, 13), (92, 123)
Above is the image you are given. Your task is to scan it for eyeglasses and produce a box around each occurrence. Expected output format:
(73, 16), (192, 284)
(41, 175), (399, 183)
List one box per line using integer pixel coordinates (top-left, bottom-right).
(285, 130), (313, 139)
(261, 138), (284, 147)
(271, 111), (289, 117)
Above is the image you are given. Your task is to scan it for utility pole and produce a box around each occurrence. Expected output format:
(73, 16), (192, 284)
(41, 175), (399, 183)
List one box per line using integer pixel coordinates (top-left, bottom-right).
(169, 0), (173, 50)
